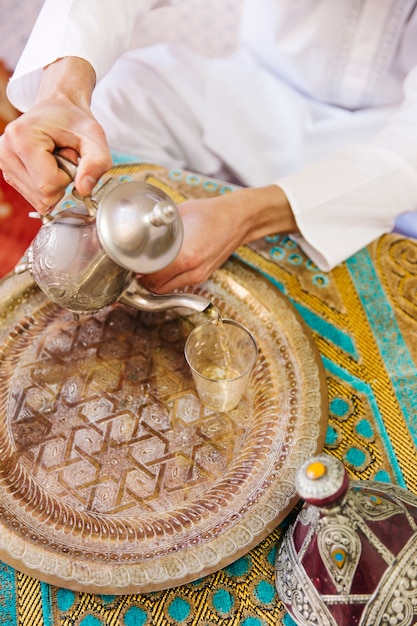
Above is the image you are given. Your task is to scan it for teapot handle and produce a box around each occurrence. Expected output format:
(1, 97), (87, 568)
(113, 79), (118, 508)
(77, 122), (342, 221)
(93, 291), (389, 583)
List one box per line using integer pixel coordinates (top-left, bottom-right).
(54, 151), (98, 216)
(54, 151), (78, 180)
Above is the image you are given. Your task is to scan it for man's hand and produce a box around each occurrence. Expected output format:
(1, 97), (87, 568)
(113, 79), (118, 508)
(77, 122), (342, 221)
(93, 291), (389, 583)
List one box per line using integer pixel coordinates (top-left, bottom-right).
(0, 57), (112, 213)
(141, 184), (298, 293)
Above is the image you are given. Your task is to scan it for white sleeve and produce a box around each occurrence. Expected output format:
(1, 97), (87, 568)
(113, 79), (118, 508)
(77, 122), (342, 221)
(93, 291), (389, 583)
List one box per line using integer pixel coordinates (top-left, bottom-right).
(7, 0), (183, 112)
(278, 65), (417, 271)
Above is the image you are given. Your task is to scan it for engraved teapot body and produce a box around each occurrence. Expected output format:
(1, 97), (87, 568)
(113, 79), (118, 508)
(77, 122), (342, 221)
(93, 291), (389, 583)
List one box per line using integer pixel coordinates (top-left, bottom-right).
(17, 155), (212, 316)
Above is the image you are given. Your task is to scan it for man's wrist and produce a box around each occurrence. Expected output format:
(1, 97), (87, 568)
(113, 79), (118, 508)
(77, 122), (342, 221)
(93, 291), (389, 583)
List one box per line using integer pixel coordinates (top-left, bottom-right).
(36, 56), (96, 108)
(239, 184), (299, 243)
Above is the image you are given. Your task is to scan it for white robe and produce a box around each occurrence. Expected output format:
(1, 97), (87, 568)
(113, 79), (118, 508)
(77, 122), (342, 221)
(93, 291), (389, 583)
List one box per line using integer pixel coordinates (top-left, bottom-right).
(7, 0), (417, 270)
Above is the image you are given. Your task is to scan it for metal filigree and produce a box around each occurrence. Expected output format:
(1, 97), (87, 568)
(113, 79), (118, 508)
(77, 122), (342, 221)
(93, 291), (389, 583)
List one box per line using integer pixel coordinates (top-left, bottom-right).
(360, 535), (417, 625)
(276, 530), (337, 626)
(317, 522), (361, 593)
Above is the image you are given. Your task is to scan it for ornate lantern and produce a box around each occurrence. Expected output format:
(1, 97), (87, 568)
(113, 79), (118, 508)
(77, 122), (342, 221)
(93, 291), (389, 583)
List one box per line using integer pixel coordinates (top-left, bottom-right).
(276, 454), (417, 626)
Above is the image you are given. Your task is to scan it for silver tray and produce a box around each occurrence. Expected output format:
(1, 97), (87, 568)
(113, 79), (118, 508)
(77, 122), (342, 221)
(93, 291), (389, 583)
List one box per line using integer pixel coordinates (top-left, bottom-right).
(0, 257), (327, 593)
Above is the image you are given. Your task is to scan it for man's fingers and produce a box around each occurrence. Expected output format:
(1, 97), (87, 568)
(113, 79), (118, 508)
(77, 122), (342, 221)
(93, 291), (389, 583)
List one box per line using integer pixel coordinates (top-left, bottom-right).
(74, 144), (113, 196)
(1, 145), (62, 212)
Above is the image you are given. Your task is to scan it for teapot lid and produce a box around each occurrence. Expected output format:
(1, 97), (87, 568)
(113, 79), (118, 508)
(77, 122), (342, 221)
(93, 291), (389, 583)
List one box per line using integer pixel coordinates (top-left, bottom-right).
(97, 180), (183, 274)
(53, 153), (184, 275)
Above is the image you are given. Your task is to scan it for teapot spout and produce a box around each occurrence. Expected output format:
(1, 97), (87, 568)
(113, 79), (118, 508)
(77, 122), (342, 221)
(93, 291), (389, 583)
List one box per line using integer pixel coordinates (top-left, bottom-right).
(119, 280), (214, 316)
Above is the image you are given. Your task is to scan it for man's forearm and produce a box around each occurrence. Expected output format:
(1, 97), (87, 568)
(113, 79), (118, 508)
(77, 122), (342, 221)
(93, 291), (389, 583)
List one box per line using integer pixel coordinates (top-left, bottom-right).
(36, 56), (96, 108)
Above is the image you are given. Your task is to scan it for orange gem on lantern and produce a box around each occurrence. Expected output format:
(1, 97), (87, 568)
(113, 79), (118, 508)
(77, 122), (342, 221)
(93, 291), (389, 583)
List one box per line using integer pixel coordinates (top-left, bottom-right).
(306, 460), (327, 480)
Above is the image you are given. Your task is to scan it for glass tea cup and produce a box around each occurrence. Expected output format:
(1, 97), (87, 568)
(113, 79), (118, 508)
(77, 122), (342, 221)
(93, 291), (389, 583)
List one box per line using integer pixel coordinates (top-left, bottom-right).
(184, 319), (258, 412)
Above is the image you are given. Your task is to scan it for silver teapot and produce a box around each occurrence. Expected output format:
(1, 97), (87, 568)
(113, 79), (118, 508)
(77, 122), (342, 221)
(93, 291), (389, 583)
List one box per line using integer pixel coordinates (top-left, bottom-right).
(16, 154), (213, 317)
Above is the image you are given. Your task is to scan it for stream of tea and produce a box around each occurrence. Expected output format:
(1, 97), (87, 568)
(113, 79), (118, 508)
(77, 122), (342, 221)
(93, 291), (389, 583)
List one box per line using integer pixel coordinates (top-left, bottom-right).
(201, 304), (240, 381)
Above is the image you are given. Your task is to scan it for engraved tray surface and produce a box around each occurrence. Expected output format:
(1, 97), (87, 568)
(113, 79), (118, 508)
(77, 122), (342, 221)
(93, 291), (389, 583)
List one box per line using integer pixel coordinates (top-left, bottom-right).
(0, 257), (327, 593)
